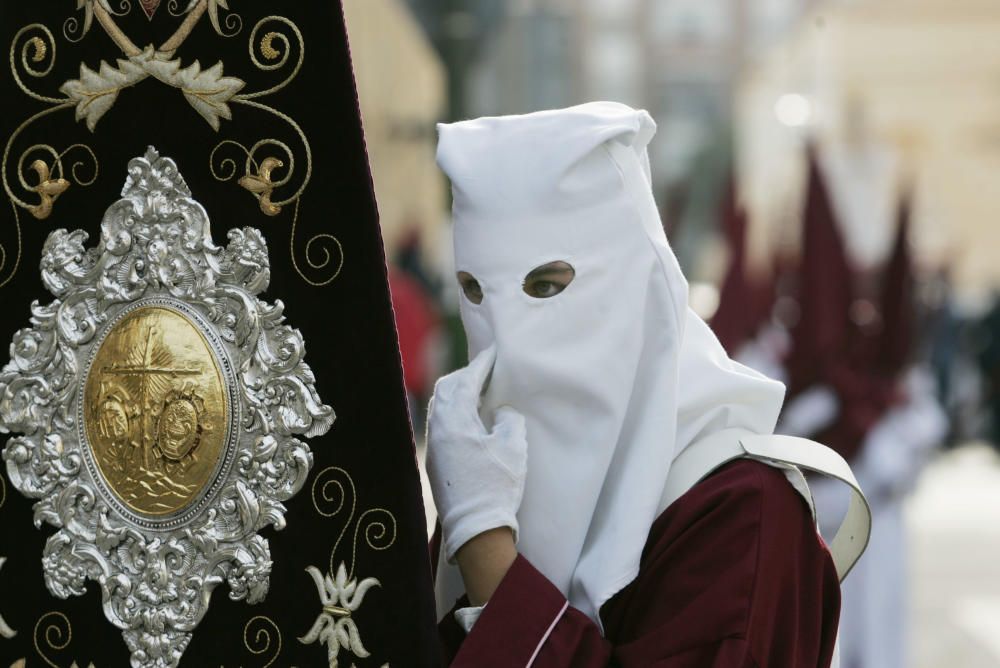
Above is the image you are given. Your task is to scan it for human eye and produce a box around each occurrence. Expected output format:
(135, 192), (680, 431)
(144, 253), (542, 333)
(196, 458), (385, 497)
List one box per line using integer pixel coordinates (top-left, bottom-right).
(523, 261), (574, 299)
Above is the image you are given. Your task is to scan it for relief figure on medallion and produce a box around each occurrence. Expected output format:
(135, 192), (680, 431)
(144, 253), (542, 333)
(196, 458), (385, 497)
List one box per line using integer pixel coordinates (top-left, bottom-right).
(84, 306), (228, 517)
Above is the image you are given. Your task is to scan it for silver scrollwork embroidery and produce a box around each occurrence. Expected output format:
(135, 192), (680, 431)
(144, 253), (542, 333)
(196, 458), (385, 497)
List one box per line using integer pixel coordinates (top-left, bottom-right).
(0, 148), (334, 668)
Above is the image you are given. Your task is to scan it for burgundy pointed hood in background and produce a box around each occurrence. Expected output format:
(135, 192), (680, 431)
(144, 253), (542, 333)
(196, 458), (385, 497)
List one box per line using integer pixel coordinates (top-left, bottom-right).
(784, 145), (907, 461)
(711, 179), (755, 354)
(877, 190), (915, 376)
(710, 178), (776, 355)
(785, 146), (854, 396)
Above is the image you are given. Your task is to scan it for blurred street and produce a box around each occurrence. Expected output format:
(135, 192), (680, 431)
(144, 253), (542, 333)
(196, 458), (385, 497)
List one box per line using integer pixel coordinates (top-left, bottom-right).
(909, 444), (1000, 668)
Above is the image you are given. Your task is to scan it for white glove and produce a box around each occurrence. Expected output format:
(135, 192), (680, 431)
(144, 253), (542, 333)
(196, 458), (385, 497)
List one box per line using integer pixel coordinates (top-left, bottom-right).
(426, 345), (528, 563)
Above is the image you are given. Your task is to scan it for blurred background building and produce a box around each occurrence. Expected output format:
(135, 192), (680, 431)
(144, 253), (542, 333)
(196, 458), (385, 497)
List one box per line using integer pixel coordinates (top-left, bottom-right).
(341, 1), (1000, 666)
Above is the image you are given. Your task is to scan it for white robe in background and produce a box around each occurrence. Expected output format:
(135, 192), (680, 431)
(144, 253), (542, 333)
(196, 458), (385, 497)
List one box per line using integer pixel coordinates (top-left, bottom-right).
(809, 370), (945, 668)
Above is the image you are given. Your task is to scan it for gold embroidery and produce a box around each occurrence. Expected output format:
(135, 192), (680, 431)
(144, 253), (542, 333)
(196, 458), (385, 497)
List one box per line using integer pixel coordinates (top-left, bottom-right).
(302, 468), (397, 666)
(33, 612), (70, 668)
(93, 2), (141, 56)
(28, 37), (46, 62)
(291, 199), (344, 288)
(11, 25), (63, 104)
(32, 612), (94, 668)
(166, 0), (242, 39)
(239, 156), (284, 215)
(6, 9), (329, 287)
(243, 616), (282, 668)
(206, 0), (243, 39)
(3, 25), (99, 232)
(161, 0), (207, 52)
(260, 32), (281, 61)
(3, 131), (98, 219)
(64, 1), (133, 44)
(25, 160), (69, 220)
(166, 0), (189, 17)
(242, 17), (304, 99)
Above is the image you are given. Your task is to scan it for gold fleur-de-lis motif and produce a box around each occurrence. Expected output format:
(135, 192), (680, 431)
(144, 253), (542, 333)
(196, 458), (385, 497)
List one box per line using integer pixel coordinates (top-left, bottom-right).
(239, 157), (283, 216)
(26, 160), (70, 220)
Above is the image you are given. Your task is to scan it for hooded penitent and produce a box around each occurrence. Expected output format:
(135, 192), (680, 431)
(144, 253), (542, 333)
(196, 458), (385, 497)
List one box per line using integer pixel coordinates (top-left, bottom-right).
(434, 102), (786, 627)
(785, 147), (904, 461)
(711, 177), (776, 356)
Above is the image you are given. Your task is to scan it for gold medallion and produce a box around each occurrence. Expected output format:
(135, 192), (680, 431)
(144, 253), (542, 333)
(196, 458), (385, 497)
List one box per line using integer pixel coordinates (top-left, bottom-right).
(83, 305), (228, 516)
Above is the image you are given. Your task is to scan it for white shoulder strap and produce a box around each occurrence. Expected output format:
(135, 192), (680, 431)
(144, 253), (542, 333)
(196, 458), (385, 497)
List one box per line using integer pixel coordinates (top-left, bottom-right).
(662, 429), (871, 581)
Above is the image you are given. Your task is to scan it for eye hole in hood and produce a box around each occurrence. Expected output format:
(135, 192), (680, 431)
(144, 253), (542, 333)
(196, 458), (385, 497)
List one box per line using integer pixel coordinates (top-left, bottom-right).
(457, 271), (484, 305)
(523, 261), (575, 299)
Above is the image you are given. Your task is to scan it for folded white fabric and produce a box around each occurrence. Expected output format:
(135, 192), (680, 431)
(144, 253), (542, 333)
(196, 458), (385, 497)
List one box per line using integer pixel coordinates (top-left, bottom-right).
(454, 604), (485, 634)
(426, 344), (528, 562)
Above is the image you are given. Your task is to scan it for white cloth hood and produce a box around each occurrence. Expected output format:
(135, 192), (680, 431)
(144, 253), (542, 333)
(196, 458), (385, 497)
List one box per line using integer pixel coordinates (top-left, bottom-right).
(434, 102), (786, 627)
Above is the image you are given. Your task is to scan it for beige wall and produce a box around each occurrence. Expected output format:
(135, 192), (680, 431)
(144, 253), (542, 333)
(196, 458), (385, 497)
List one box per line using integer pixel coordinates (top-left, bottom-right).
(342, 0), (447, 264)
(737, 0), (1000, 303)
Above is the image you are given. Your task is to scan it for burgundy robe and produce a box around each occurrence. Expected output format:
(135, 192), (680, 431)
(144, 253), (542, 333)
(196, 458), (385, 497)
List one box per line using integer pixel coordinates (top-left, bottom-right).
(437, 459), (841, 667)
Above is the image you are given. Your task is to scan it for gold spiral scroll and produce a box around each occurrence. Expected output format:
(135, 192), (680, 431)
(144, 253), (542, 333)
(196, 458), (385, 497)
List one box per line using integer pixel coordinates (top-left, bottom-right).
(311, 466), (356, 558)
(310, 467), (399, 582)
(291, 199), (344, 288)
(32, 612), (85, 668)
(348, 508), (398, 580)
(243, 615), (282, 668)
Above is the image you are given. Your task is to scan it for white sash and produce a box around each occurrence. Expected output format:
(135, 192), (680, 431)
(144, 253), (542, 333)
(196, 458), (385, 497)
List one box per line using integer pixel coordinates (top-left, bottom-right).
(662, 431), (871, 581)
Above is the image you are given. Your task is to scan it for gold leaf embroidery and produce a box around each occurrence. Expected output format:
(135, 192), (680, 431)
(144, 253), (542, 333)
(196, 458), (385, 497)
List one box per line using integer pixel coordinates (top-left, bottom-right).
(26, 161), (70, 221)
(239, 157), (283, 216)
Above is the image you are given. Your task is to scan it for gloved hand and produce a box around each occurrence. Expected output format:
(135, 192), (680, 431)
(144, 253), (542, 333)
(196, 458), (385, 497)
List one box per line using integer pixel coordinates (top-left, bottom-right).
(426, 345), (528, 563)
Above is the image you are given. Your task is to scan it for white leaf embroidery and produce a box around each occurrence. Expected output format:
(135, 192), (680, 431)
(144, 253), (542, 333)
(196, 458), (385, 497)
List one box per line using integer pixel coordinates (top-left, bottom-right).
(60, 47), (245, 132)
(59, 57), (148, 131)
(299, 563), (382, 668)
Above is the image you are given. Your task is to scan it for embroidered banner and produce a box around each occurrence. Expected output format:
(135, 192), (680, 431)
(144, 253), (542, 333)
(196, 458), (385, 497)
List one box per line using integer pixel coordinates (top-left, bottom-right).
(0, 2), (438, 666)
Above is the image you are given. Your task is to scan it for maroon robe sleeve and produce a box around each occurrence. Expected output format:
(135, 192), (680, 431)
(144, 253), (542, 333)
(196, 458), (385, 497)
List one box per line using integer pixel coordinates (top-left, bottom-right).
(439, 459), (841, 667)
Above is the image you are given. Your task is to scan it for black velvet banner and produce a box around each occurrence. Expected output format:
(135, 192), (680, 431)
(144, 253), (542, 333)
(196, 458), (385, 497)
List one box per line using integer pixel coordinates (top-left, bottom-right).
(0, 1), (439, 666)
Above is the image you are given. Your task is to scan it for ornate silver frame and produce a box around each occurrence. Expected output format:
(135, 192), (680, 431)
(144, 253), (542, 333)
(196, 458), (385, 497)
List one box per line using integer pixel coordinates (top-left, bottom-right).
(0, 147), (334, 667)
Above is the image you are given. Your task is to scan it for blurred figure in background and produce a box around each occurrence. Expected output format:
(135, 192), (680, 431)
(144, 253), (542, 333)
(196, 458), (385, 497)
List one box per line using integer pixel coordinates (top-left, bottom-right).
(713, 143), (947, 668)
(389, 228), (445, 433)
(976, 296), (1000, 454)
